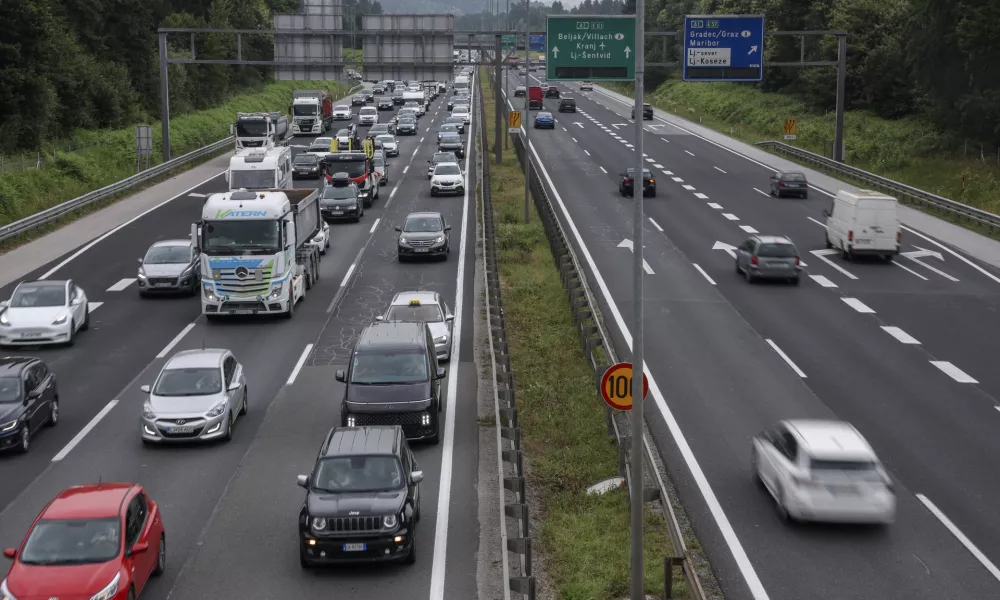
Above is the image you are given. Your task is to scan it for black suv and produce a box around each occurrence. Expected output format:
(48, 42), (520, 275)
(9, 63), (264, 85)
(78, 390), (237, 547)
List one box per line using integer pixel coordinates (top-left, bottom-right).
(351, 94), (366, 106)
(438, 134), (464, 158)
(0, 356), (59, 454)
(376, 96), (394, 110)
(632, 103), (654, 120)
(320, 173), (363, 222)
(544, 86), (560, 99)
(297, 425), (423, 566)
(558, 97), (577, 113)
(337, 322), (446, 443)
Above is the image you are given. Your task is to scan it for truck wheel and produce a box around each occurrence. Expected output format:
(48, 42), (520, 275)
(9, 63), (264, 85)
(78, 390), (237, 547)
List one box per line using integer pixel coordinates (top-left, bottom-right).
(312, 250), (321, 281)
(284, 295), (295, 319)
(305, 265), (313, 290)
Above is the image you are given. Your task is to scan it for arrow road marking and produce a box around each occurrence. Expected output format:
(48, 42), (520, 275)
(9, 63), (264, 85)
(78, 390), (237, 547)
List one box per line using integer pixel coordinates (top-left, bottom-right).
(810, 249), (858, 280)
(713, 241), (737, 259)
(618, 239), (654, 274)
(611, 123), (629, 129)
(902, 247), (958, 281)
(891, 260), (928, 280)
(573, 122), (585, 128)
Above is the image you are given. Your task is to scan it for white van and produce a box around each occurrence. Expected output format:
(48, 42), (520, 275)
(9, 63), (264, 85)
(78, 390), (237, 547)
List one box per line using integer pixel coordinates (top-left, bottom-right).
(823, 189), (900, 260)
(226, 146), (292, 191)
(358, 106), (378, 125)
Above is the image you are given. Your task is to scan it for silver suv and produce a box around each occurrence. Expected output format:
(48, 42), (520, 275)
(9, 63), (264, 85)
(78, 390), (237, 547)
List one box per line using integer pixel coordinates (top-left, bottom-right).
(735, 235), (802, 284)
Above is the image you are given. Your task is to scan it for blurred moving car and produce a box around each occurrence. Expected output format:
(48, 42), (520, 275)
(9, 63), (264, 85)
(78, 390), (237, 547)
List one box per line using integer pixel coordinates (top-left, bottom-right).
(618, 168), (656, 198)
(533, 112), (555, 129)
(734, 235), (802, 285)
(769, 171), (809, 199)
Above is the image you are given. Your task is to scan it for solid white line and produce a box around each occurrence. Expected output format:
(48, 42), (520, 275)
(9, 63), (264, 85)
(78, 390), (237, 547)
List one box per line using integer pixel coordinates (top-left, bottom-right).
(52, 400), (118, 462)
(892, 260), (929, 280)
(693, 264), (716, 285)
(809, 274), (837, 288)
(930, 361), (978, 383)
(584, 149), (590, 156)
(739, 225), (758, 233)
(882, 326), (920, 344)
(916, 494), (1000, 582)
(807, 216), (827, 228)
(752, 188), (769, 197)
(389, 187), (398, 199)
(339, 263), (356, 287)
(842, 297), (875, 313)
(286, 344), (314, 385)
(403, 165), (409, 174)
(682, 185), (696, 191)
(653, 163), (664, 169)
(188, 192), (206, 198)
(707, 203), (723, 210)
(39, 170), (225, 279)
(723, 213), (740, 221)
(369, 217), (381, 234)
(694, 193), (709, 199)
(107, 278), (136, 292)
(672, 177), (684, 182)
(766, 339), (807, 378)
(599, 166), (607, 174)
(685, 150), (695, 156)
(648, 217), (663, 232)
(522, 120), (772, 600)
(900, 225), (1000, 285)
(157, 322), (196, 359)
(714, 166), (727, 174)
(87, 302), (103, 312)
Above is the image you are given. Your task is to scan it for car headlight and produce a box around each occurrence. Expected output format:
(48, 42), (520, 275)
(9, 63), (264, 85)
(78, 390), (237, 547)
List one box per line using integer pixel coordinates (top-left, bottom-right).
(51, 311), (68, 325)
(1, 578), (18, 600)
(398, 237), (410, 246)
(89, 573), (120, 600)
(0, 312), (9, 326)
(137, 267), (147, 280)
(311, 517), (327, 531)
(433, 236), (445, 244)
(0, 420), (18, 433)
(382, 515), (398, 529)
(206, 400), (227, 418)
(433, 335), (447, 344)
(203, 285), (218, 302)
(142, 403), (156, 420)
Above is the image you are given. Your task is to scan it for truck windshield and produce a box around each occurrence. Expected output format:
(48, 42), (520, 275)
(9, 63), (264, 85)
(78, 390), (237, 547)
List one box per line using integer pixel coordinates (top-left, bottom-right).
(236, 120), (268, 137)
(293, 105), (318, 116)
(202, 220), (281, 254)
(229, 170), (275, 190)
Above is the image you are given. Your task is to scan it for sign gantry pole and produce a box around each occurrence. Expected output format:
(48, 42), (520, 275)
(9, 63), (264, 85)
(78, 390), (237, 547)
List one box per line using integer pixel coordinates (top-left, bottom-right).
(630, 0), (645, 597)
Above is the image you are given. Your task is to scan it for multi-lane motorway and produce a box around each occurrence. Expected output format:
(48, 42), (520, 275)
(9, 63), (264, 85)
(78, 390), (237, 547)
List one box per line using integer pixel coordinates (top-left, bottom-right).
(0, 80), (479, 600)
(504, 69), (1000, 599)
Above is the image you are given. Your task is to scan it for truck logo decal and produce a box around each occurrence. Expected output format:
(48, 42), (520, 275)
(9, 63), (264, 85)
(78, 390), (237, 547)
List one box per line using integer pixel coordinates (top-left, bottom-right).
(216, 209), (268, 218)
(235, 266), (250, 279)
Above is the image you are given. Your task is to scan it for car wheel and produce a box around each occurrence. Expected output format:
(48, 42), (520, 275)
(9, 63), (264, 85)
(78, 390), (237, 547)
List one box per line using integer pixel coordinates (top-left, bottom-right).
(649, 190), (656, 198)
(735, 260), (742, 274)
(745, 269), (755, 283)
(224, 411), (234, 442)
(751, 447), (764, 488)
(128, 587), (135, 600)
(240, 389), (248, 416)
(47, 398), (59, 427)
(403, 528), (416, 564)
(300, 545), (314, 569)
(775, 485), (794, 523)
(430, 189), (437, 197)
(17, 424), (30, 453)
(284, 294), (295, 319)
(81, 308), (90, 331)
(153, 535), (166, 576)
(790, 276), (800, 285)
(65, 321), (75, 346)
(825, 233), (833, 249)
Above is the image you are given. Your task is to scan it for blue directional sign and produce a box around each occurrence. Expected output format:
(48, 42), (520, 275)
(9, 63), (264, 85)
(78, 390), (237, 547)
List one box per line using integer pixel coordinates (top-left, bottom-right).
(529, 34), (546, 51)
(682, 15), (764, 82)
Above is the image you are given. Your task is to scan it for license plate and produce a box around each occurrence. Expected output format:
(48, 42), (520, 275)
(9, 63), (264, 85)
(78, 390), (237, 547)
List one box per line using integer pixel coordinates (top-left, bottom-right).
(153, 283), (173, 287)
(330, 211), (343, 215)
(230, 309), (254, 315)
(168, 426), (195, 433)
(854, 239), (871, 244)
(343, 543), (366, 552)
(20, 332), (42, 338)
(828, 485), (857, 496)
(415, 248), (429, 253)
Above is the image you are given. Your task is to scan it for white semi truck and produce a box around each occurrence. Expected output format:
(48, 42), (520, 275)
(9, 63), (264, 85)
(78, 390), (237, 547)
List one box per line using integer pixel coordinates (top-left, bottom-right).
(291, 90), (335, 135)
(235, 112), (289, 149)
(194, 188), (323, 320)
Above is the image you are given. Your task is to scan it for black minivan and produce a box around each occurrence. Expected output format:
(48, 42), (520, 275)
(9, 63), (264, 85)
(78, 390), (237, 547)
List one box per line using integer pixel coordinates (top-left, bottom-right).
(337, 322), (445, 444)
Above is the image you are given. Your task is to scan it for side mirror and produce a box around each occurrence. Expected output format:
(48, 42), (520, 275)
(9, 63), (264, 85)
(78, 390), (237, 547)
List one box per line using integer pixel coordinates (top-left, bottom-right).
(444, 226), (452, 232)
(130, 541), (149, 555)
(436, 367), (447, 380)
(26, 390), (41, 402)
(410, 471), (424, 484)
(224, 170), (229, 183)
(296, 474), (309, 488)
(228, 382), (241, 391)
(3, 548), (16, 559)
(822, 209), (830, 219)
(394, 225), (402, 232)
(375, 315), (385, 321)
(335, 370), (346, 382)
(140, 385), (151, 394)
(445, 314), (454, 322)
(137, 258), (143, 265)
(0, 301), (8, 310)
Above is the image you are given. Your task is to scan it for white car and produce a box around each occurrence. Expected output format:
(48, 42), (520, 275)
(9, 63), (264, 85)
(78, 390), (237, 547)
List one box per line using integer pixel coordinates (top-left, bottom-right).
(313, 136), (334, 149)
(579, 82), (593, 91)
(358, 107), (378, 125)
(752, 419), (896, 525)
(309, 221), (331, 255)
(0, 280), (90, 346)
(332, 105), (352, 120)
(376, 291), (454, 360)
(453, 107), (471, 124)
(430, 162), (465, 196)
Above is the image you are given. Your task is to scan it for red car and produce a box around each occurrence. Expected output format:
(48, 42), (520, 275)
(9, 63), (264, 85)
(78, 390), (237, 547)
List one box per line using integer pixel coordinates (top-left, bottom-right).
(2, 483), (165, 600)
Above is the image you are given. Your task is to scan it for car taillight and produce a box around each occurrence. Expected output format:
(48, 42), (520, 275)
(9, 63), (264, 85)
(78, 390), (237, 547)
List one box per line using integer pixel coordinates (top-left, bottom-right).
(795, 256), (801, 266)
(649, 178), (654, 184)
(751, 256), (758, 266)
(624, 177), (631, 184)
(848, 230), (854, 242)
(897, 231), (901, 243)
(778, 182), (785, 187)
(802, 183), (808, 187)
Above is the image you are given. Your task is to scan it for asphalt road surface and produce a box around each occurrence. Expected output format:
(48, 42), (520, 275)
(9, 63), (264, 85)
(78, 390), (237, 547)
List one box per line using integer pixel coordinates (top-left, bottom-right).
(0, 78), (479, 600)
(503, 68), (1000, 600)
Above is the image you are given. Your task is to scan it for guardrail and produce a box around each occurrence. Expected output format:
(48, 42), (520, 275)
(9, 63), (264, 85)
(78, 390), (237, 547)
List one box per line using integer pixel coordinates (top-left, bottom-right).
(478, 75), (536, 600)
(757, 140), (1000, 233)
(0, 136), (235, 245)
(486, 69), (708, 599)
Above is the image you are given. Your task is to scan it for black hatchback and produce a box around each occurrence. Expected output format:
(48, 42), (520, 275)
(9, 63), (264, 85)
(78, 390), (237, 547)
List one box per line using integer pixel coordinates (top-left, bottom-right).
(0, 356), (58, 454)
(769, 171), (809, 198)
(619, 167), (656, 197)
(558, 98), (577, 113)
(632, 103), (654, 120)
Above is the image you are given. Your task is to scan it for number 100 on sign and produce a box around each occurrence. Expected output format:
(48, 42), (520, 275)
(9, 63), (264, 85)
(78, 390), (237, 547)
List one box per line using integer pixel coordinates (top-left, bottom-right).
(600, 362), (649, 411)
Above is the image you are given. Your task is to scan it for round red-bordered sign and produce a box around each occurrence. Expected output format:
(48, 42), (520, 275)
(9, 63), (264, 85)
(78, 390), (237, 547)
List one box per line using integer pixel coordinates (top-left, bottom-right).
(600, 363), (648, 411)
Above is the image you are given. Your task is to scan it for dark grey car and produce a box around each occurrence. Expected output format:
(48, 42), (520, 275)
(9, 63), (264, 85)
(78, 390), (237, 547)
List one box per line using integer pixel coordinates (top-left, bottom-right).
(438, 133), (464, 159)
(138, 239), (200, 296)
(735, 235), (802, 284)
(0, 356), (58, 454)
(769, 171), (809, 198)
(397, 117), (417, 135)
(396, 212), (450, 261)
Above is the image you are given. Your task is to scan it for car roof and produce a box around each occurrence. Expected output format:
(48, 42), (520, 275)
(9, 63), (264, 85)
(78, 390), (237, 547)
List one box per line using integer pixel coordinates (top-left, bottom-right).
(434, 161), (461, 168)
(323, 426), (402, 458)
(150, 239), (191, 248)
(18, 280), (66, 289)
(538, 112), (552, 116)
(163, 348), (227, 369)
(391, 291), (441, 306)
(406, 211), (443, 220)
(752, 235), (794, 245)
(0, 356), (37, 375)
(42, 483), (136, 520)
(356, 321), (428, 352)
(783, 419), (876, 461)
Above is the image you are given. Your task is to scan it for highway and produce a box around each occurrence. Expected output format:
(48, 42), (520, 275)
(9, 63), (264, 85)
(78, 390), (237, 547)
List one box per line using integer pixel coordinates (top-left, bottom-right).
(503, 69), (1000, 600)
(0, 79), (480, 600)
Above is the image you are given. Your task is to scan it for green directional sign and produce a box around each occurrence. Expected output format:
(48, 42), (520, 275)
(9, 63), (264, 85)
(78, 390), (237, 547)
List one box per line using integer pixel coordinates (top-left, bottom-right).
(502, 34), (517, 49)
(546, 15), (636, 81)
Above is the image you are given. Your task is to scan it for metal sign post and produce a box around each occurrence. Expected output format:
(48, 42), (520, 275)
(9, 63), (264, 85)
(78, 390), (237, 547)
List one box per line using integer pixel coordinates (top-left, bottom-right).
(135, 126), (153, 173)
(522, 23), (531, 225)
(630, 0), (645, 598)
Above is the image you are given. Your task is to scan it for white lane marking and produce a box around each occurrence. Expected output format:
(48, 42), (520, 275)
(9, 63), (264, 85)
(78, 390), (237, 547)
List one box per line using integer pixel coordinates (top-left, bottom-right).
(766, 339), (807, 378)
(753, 188), (770, 197)
(522, 125), (771, 600)
(562, 127), (567, 132)
(694, 193), (709, 199)
(648, 218), (663, 232)
(625, 143), (634, 148)
(412, 148), (419, 158)
(723, 213), (740, 221)
(809, 275), (837, 288)
(52, 400), (118, 462)
(389, 187), (398, 200)
(599, 166), (607, 174)
(661, 137), (670, 143)
(662, 171), (674, 175)
(892, 260), (929, 280)
(882, 326), (920, 344)
(188, 192), (206, 198)
(429, 75), (473, 600)
(653, 163), (664, 169)
(643, 262), (654, 275)
(707, 203), (723, 210)
(339, 263), (356, 287)
(810, 249), (859, 280)
(930, 361), (978, 383)
(714, 166), (727, 174)
(404, 165), (409, 174)
(645, 158), (655, 163)
(286, 344), (314, 385)
(584, 150), (591, 156)
(87, 302), (103, 312)
(739, 225), (758, 233)
(39, 171), (225, 279)
(807, 216), (827, 228)
(157, 322), (196, 359)
(683, 185), (696, 191)
(369, 218), (381, 234)
(685, 150), (695, 156)
(572, 137), (577, 143)
(842, 297), (875, 313)
(916, 494), (1000, 582)
(107, 278), (136, 292)
(672, 177), (684, 183)
(904, 255), (960, 282)
(420, 137), (425, 143)
(900, 225), (1000, 285)
(693, 264), (716, 285)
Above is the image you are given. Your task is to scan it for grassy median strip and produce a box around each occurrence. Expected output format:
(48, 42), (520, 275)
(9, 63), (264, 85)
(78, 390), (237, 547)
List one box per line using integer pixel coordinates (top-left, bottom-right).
(0, 80), (350, 231)
(480, 74), (679, 599)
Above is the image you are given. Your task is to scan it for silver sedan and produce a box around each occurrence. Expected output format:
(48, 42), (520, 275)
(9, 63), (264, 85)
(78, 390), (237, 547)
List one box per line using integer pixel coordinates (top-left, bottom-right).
(140, 348), (247, 444)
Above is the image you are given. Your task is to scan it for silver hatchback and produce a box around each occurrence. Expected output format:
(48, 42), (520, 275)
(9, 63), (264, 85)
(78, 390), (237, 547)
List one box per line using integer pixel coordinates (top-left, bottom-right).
(735, 235), (802, 284)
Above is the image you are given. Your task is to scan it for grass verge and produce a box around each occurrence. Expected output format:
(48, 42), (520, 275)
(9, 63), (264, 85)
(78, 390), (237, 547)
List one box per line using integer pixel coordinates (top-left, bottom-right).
(604, 80), (1000, 214)
(481, 72), (680, 599)
(0, 80), (352, 234)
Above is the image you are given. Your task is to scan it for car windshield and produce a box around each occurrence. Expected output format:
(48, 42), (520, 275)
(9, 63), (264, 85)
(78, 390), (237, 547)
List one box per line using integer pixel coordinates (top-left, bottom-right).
(335, 106), (349, 112)
(757, 243), (797, 258)
(229, 169), (275, 190)
(454, 107), (469, 114)
(435, 164), (461, 176)
(376, 135), (395, 145)
(294, 154), (319, 164)
(235, 120), (267, 137)
(782, 173), (807, 182)
(313, 456), (404, 493)
(374, 158), (385, 169)
(404, 216), (443, 232)
(440, 134), (460, 143)
(307, 146), (328, 154)
(446, 118), (463, 125)
(361, 108), (376, 114)
(324, 159), (366, 177)
(322, 186), (356, 200)
(538, 113), (552, 118)
(0, 376), (21, 404)
(386, 304), (444, 322)
(144, 245), (190, 264)
(153, 367), (222, 396)
(202, 219), (281, 254)
(809, 459), (878, 473)
(11, 284), (65, 308)
(625, 168), (652, 178)
(350, 349), (428, 384)
(439, 125), (458, 134)
(19, 518), (121, 566)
